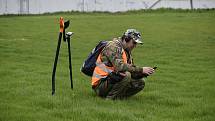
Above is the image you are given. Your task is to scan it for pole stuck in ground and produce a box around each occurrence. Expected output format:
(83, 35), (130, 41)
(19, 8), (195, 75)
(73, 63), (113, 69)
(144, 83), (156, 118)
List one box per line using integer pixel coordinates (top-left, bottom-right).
(51, 17), (74, 95)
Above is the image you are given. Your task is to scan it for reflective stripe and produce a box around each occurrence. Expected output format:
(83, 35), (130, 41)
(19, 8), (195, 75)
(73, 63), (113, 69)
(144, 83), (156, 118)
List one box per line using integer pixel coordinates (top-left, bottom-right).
(96, 62), (113, 73)
(93, 72), (107, 79)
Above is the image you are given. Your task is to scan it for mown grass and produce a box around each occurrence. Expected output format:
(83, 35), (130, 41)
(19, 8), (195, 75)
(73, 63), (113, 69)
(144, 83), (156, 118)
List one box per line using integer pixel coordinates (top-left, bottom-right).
(0, 10), (215, 121)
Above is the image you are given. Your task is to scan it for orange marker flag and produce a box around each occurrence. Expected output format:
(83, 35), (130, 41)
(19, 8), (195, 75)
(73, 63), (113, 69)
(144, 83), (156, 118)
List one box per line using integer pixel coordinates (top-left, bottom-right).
(59, 17), (64, 33)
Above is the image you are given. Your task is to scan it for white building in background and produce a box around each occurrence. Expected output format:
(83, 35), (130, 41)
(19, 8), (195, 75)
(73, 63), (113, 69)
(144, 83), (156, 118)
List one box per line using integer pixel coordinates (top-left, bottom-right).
(0, 0), (215, 15)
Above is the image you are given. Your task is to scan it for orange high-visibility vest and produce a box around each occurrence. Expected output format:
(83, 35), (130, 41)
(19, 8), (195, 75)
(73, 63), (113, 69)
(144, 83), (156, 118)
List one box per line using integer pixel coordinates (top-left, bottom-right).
(91, 49), (127, 87)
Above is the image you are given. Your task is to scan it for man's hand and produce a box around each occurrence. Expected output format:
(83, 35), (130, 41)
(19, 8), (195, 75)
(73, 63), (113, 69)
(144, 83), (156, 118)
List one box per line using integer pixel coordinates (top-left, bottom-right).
(142, 67), (155, 76)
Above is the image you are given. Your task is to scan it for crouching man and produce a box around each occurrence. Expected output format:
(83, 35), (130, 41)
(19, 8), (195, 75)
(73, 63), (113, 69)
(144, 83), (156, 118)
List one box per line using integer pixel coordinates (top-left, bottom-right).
(92, 29), (155, 100)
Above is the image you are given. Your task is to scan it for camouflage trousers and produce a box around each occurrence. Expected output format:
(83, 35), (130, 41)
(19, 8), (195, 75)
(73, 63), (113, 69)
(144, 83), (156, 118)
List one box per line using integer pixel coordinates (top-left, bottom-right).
(93, 72), (145, 100)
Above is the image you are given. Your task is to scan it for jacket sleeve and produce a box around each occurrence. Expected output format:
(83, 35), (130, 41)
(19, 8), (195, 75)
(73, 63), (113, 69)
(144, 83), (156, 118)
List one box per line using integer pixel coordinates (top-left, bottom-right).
(102, 44), (143, 73)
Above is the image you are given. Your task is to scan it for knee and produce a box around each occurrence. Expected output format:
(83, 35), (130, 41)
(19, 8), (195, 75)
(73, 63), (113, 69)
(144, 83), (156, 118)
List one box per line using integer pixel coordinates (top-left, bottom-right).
(123, 72), (131, 82)
(140, 80), (145, 90)
(132, 78), (145, 90)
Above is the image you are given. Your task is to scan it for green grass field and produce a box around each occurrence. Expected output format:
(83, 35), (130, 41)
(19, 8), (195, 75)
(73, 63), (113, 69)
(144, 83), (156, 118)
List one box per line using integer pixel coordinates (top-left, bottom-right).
(0, 10), (215, 121)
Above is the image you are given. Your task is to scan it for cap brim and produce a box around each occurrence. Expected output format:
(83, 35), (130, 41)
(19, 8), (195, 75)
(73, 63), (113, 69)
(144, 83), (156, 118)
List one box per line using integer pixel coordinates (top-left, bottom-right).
(134, 39), (143, 44)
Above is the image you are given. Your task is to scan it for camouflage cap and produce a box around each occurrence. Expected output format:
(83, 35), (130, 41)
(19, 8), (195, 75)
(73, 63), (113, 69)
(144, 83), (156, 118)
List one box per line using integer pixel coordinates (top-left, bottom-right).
(124, 29), (143, 44)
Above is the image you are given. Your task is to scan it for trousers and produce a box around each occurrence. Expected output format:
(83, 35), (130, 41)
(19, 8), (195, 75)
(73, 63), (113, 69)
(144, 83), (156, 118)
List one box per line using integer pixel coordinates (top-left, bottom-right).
(93, 72), (145, 99)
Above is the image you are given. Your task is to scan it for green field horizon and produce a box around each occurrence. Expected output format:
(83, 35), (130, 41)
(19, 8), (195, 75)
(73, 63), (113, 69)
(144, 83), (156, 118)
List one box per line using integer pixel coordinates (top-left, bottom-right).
(0, 10), (215, 121)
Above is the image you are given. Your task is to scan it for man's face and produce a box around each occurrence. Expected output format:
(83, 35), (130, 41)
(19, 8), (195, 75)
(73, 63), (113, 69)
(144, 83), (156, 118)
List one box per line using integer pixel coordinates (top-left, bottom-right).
(126, 39), (137, 51)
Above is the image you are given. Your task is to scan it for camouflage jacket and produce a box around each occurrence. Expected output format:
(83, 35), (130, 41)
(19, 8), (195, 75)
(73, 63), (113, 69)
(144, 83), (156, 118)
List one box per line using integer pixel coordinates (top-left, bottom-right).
(100, 38), (143, 73)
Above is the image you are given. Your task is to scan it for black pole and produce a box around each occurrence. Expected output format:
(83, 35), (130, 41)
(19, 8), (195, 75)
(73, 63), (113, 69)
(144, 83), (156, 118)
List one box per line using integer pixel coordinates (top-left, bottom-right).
(190, 0), (193, 9)
(67, 37), (73, 89)
(52, 32), (62, 95)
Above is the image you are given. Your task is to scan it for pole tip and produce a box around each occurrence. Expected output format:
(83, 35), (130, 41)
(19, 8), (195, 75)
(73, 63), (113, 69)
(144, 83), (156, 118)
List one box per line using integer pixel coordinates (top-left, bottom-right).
(52, 91), (55, 95)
